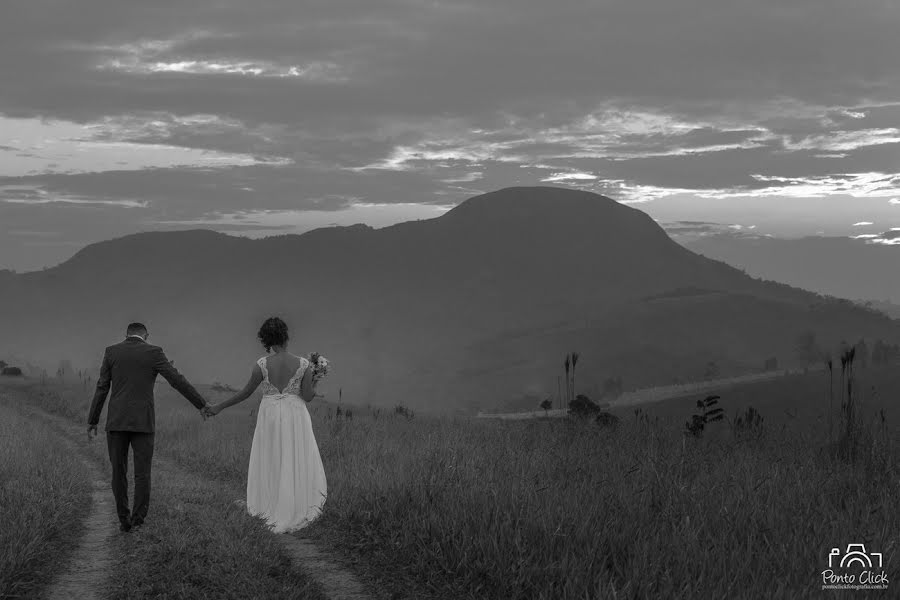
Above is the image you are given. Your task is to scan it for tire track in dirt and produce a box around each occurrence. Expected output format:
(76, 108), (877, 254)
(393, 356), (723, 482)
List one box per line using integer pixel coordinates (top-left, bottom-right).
(276, 535), (371, 600)
(17, 404), (116, 600)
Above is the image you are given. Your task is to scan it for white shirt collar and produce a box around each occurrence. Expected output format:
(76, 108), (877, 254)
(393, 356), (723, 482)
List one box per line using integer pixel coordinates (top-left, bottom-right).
(127, 335), (146, 341)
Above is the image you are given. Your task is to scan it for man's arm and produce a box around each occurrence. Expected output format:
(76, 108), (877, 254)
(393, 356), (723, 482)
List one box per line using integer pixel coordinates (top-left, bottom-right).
(152, 348), (207, 411)
(87, 349), (112, 429)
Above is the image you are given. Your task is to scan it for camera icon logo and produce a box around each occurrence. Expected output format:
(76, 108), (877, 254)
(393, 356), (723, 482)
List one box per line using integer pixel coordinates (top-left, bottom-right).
(828, 544), (883, 569)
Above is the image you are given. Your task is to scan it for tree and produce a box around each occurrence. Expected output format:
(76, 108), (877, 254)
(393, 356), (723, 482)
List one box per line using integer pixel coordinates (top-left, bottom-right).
(564, 355), (571, 407)
(870, 339), (898, 366)
(539, 398), (553, 416)
(872, 339), (885, 365)
(884, 343), (900, 365)
(795, 330), (820, 364)
(855, 338), (869, 369)
(571, 351), (579, 405)
(825, 358), (834, 438)
(763, 357), (778, 371)
(0, 360), (6, 370)
(556, 375), (561, 410)
(58, 359), (73, 380)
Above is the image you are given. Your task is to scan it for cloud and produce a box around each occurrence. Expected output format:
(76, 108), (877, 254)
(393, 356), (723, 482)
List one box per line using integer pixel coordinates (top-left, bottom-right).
(660, 220), (758, 239)
(4, 0), (900, 125)
(0, 115), (289, 177)
(866, 229), (900, 245)
(3, 0), (900, 269)
(540, 172), (597, 182)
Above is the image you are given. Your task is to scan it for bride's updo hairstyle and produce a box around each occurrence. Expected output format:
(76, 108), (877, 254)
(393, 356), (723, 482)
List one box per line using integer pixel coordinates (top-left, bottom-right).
(258, 317), (289, 352)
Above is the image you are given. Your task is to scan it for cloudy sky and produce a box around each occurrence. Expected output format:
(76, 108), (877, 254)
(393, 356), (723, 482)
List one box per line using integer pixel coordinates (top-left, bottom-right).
(2, 0), (900, 271)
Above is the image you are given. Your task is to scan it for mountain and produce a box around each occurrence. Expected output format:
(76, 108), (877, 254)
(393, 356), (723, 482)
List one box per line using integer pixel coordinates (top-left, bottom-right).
(857, 299), (900, 320)
(682, 233), (900, 306)
(2, 186), (899, 413)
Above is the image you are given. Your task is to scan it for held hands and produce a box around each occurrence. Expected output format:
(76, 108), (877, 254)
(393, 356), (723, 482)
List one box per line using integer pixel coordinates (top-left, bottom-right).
(200, 403), (214, 420)
(201, 403), (223, 419)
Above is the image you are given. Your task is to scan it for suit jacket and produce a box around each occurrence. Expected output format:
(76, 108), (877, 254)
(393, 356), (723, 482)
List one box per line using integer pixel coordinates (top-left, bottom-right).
(88, 337), (206, 432)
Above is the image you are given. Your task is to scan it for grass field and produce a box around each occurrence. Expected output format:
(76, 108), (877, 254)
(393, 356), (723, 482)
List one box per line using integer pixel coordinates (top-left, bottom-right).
(1, 380), (327, 600)
(2, 363), (899, 598)
(0, 394), (92, 598)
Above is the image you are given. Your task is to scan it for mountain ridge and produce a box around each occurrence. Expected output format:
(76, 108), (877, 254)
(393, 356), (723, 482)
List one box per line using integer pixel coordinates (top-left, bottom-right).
(2, 186), (898, 413)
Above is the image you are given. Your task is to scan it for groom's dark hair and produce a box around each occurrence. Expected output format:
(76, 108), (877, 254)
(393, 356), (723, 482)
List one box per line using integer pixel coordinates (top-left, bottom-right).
(127, 322), (148, 336)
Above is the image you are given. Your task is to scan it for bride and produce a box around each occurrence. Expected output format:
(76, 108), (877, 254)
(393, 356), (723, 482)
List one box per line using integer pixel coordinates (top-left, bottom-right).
(208, 317), (328, 533)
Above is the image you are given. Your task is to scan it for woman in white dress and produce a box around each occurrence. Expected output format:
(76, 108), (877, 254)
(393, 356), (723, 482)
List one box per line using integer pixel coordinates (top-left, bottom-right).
(208, 317), (328, 533)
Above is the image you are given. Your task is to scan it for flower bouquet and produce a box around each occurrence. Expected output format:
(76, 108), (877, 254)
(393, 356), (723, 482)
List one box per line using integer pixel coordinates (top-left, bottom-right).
(308, 352), (330, 381)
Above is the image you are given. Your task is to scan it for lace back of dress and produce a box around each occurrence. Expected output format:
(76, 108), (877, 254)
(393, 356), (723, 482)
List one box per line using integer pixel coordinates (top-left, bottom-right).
(257, 356), (275, 396)
(258, 355), (307, 396)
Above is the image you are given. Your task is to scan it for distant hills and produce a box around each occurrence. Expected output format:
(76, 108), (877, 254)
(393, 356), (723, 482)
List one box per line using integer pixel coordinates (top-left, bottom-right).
(856, 299), (900, 320)
(2, 186), (898, 413)
(683, 233), (900, 309)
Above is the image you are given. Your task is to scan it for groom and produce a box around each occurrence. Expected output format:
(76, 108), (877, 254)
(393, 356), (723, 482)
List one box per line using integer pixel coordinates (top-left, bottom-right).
(87, 322), (213, 532)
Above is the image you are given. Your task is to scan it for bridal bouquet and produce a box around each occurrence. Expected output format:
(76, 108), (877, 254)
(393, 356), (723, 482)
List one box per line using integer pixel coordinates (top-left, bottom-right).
(308, 352), (330, 381)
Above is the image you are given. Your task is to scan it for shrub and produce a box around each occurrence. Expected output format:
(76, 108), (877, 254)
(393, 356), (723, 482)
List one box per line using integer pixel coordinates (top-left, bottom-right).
(594, 412), (620, 428)
(568, 393), (602, 418)
(732, 406), (765, 439)
(394, 404), (415, 420)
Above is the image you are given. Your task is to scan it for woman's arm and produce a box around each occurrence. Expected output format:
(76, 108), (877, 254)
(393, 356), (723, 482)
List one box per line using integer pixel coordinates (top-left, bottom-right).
(209, 364), (263, 415)
(299, 363), (320, 403)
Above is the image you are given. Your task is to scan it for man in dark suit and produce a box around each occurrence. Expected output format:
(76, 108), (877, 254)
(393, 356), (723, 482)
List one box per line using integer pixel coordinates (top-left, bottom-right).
(87, 322), (212, 532)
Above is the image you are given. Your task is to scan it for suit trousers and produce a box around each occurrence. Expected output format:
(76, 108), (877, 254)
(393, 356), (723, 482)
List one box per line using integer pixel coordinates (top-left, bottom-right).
(106, 431), (155, 525)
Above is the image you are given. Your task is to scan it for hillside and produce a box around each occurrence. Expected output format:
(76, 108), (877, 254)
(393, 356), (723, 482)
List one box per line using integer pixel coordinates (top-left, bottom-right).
(683, 232), (900, 305)
(2, 186), (899, 413)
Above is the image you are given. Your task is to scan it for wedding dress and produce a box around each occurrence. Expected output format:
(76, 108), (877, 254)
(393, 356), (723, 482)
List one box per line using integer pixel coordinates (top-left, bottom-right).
(246, 355), (327, 533)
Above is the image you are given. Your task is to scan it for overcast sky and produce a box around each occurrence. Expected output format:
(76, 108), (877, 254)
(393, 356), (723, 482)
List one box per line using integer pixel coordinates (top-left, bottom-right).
(2, 0), (900, 271)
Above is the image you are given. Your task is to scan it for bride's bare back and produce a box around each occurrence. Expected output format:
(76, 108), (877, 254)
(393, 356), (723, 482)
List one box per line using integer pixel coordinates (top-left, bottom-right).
(264, 352), (306, 393)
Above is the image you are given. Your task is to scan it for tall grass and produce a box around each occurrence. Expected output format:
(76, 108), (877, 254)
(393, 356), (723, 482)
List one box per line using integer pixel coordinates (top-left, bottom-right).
(0, 395), (92, 598)
(12, 378), (900, 599)
(5, 382), (328, 599)
(307, 417), (898, 598)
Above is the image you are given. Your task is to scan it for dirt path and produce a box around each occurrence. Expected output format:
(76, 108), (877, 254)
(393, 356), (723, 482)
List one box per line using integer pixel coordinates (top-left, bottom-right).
(19, 406), (116, 600)
(478, 365), (828, 419)
(22, 400), (372, 600)
(276, 535), (371, 600)
(44, 478), (116, 600)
